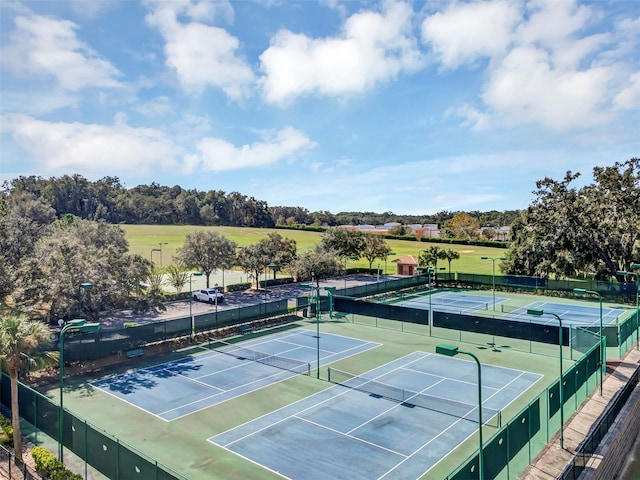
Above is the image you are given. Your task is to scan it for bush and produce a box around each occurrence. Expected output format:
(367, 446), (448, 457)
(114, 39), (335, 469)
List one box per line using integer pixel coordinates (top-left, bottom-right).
(226, 282), (252, 292)
(32, 446), (82, 480)
(0, 414), (13, 446)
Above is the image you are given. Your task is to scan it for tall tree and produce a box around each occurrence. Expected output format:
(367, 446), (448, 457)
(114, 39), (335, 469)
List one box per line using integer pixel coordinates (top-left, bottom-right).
(0, 311), (56, 463)
(177, 231), (237, 288)
(320, 228), (365, 257)
(443, 213), (480, 239)
(290, 246), (342, 283)
(13, 217), (153, 320)
(505, 158), (640, 279)
(443, 248), (461, 275)
(361, 235), (392, 270)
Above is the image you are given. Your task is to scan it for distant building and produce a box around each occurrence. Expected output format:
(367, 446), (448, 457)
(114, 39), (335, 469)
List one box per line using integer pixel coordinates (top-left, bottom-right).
(392, 255), (419, 276)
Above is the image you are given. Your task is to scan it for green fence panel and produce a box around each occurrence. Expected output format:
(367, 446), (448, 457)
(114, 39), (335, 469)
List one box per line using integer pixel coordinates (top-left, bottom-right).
(448, 454), (479, 480)
(564, 366), (577, 402)
(485, 429), (509, 480)
(86, 425), (119, 479)
(118, 441), (157, 480)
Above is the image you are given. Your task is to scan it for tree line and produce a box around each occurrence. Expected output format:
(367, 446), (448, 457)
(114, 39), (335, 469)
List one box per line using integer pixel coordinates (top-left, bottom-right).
(2, 174), (521, 228)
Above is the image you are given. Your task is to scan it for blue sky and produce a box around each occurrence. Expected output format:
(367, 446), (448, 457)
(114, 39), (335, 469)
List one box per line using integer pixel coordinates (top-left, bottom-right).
(1, 0), (638, 215)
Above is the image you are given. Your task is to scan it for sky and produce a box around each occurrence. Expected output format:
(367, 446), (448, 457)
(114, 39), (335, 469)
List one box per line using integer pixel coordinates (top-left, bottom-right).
(1, 0), (639, 216)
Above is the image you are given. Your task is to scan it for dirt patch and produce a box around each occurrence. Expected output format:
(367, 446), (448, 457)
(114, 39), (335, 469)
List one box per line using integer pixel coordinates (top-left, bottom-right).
(458, 250), (475, 253)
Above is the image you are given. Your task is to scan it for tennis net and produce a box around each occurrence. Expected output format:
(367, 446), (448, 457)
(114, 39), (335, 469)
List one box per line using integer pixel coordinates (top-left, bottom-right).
(209, 339), (311, 376)
(328, 367), (500, 427)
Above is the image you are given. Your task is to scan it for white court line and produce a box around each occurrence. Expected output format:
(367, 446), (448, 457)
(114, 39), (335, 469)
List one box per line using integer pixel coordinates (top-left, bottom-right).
(295, 415), (407, 458)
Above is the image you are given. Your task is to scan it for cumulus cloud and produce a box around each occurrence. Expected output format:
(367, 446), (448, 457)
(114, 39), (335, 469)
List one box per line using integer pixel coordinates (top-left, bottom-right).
(421, 0), (521, 69)
(0, 13), (121, 91)
(191, 127), (318, 171)
(260, 1), (423, 105)
(1, 115), (183, 177)
(145, 0), (254, 99)
(421, 0), (640, 132)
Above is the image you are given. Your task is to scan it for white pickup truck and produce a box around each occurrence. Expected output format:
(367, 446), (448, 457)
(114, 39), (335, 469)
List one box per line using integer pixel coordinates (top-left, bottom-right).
(193, 288), (224, 304)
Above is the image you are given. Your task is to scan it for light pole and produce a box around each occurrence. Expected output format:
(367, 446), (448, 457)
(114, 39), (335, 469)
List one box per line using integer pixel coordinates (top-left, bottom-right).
(267, 263), (279, 293)
(616, 264), (640, 350)
(158, 242), (168, 267)
(77, 282), (92, 318)
(417, 266), (434, 335)
(313, 272), (320, 378)
(343, 255), (357, 290)
(481, 256), (506, 311)
(150, 248), (161, 264)
(573, 288), (604, 395)
(528, 308), (564, 448)
(214, 282), (219, 329)
(384, 252), (396, 275)
(59, 319), (100, 463)
(436, 344), (485, 480)
(377, 263), (381, 282)
(189, 272), (203, 340)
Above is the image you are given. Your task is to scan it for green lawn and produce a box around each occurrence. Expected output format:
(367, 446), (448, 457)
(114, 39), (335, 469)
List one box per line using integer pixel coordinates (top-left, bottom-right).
(121, 224), (509, 275)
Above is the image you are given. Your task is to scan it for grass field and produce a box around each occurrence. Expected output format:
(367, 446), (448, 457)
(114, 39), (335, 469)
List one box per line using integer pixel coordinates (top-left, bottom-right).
(121, 224), (509, 275)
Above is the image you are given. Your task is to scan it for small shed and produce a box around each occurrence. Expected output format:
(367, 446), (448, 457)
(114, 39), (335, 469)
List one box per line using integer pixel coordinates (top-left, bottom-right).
(392, 255), (419, 276)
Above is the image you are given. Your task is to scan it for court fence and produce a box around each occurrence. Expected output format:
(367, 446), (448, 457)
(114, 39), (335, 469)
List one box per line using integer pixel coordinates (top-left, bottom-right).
(444, 332), (601, 479)
(329, 296), (607, 479)
(60, 299), (290, 362)
(0, 374), (188, 480)
(333, 295), (639, 360)
(558, 365), (640, 480)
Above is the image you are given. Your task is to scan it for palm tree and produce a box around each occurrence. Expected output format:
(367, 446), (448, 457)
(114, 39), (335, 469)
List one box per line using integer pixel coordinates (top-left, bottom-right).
(444, 248), (461, 276)
(165, 264), (188, 294)
(0, 311), (56, 463)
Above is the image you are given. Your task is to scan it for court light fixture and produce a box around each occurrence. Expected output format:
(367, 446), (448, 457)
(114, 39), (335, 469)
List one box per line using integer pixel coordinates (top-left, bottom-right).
(527, 308), (564, 448)
(189, 272), (203, 340)
(573, 288), (604, 395)
(77, 282), (92, 318)
(59, 319), (100, 463)
(481, 257), (506, 311)
(436, 344), (484, 480)
(616, 267), (640, 351)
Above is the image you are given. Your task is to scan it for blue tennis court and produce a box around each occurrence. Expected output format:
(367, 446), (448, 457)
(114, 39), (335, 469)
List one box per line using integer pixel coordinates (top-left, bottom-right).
(511, 301), (625, 326)
(91, 330), (379, 421)
(211, 352), (542, 480)
(397, 291), (506, 314)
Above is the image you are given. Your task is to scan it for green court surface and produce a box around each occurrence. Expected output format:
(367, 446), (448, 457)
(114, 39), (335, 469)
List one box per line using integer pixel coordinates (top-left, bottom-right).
(42, 316), (582, 480)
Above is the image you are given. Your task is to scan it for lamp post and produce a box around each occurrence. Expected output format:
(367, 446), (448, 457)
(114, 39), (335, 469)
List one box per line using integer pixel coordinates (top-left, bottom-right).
(377, 263), (381, 282)
(158, 242), (168, 267)
(214, 282), (220, 329)
(59, 319), (100, 463)
(417, 266), (434, 335)
(343, 255), (357, 290)
(384, 252), (396, 276)
(150, 248), (161, 264)
(312, 272), (321, 378)
(528, 308), (564, 448)
(436, 344), (484, 480)
(189, 272), (203, 340)
(77, 282), (92, 318)
(616, 264), (640, 351)
(573, 288), (604, 395)
(481, 256), (506, 311)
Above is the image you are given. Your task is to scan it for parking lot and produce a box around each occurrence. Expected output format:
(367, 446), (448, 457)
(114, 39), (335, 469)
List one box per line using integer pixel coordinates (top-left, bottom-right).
(98, 274), (398, 330)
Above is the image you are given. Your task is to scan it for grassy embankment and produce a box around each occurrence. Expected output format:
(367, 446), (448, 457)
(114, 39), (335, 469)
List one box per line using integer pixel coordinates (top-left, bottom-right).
(122, 224), (508, 275)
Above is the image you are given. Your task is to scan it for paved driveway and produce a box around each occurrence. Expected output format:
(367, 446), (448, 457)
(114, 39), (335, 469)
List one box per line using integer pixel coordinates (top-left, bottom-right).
(97, 274), (400, 330)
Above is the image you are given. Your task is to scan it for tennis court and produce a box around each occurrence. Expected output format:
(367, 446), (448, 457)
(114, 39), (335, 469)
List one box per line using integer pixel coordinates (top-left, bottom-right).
(510, 301), (625, 327)
(91, 329), (379, 421)
(395, 291), (505, 313)
(211, 351), (542, 480)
